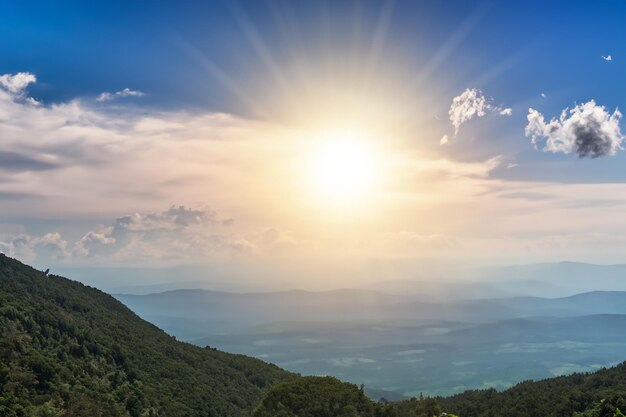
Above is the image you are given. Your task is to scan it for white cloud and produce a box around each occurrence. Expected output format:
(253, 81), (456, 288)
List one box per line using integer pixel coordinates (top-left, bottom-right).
(72, 205), (241, 260)
(328, 357), (376, 367)
(541, 93), (547, 98)
(96, 87), (145, 102)
(0, 72), (37, 99)
(449, 88), (488, 135)
(0, 206), (248, 264)
(447, 88), (512, 137)
(0, 232), (69, 263)
(602, 55), (612, 62)
(413, 155), (503, 179)
(440, 134), (449, 146)
(13, 71), (626, 268)
(526, 100), (624, 158)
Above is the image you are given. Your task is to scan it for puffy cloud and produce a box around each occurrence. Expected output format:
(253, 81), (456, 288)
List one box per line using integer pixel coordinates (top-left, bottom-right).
(439, 134), (449, 146)
(525, 100), (624, 158)
(73, 227), (116, 257)
(447, 88), (512, 136)
(0, 206), (248, 264)
(73, 205), (239, 260)
(0, 71), (552, 268)
(541, 93), (547, 98)
(0, 232), (69, 263)
(602, 55), (612, 62)
(96, 87), (144, 102)
(0, 72), (36, 97)
(449, 88), (488, 135)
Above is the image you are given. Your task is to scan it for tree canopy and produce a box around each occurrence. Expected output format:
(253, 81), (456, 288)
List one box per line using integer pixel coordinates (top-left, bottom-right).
(0, 254), (295, 417)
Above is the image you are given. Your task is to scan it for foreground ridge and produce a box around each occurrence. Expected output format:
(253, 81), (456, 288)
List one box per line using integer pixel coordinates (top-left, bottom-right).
(0, 254), (295, 417)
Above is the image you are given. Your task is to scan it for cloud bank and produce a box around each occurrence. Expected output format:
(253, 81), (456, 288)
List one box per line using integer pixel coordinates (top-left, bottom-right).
(7, 71), (626, 269)
(0, 206), (248, 264)
(526, 100), (624, 158)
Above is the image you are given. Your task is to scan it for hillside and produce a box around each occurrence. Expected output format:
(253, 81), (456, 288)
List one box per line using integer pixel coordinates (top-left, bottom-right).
(251, 367), (626, 417)
(437, 362), (626, 417)
(0, 254), (295, 417)
(252, 376), (392, 417)
(116, 287), (626, 397)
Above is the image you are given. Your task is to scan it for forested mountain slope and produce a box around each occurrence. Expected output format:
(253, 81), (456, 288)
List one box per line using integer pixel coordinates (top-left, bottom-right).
(0, 254), (295, 417)
(3, 252), (626, 417)
(436, 363), (626, 417)
(254, 368), (626, 417)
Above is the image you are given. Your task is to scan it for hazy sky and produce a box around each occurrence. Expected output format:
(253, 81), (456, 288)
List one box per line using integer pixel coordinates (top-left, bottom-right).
(2, 0), (626, 287)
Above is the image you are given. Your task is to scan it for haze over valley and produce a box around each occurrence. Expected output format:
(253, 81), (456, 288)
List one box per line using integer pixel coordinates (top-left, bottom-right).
(115, 262), (626, 398)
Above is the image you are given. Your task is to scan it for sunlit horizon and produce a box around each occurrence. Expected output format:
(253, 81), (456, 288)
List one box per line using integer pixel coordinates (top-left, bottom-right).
(2, 1), (626, 292)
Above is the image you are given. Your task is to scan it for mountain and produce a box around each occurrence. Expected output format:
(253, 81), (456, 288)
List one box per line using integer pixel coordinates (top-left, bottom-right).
(115, 287), (626, 397)
(192, 314), (626, 397)
(252, 363), (626, 417)
(0, 254), (295, 417)
(115, 288), (626, 340)
(364, 262), (626, 300)
(114, 289), (414, 338)
(4, 252), (626, 417)
(481, 262), (626, 297)
(252, 376), (392, 417)
(438, 362), (626, 417)
(54, 264), (261, 295)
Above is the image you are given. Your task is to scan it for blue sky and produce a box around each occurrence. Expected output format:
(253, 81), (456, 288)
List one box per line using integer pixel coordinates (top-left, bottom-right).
(3, 1), (623, 110)
(4, 1), (626, 175)
(3, 1), (626, 286)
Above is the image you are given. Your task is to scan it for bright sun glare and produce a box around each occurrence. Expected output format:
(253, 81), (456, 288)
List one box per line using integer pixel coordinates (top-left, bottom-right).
(306, 129), (381, 204)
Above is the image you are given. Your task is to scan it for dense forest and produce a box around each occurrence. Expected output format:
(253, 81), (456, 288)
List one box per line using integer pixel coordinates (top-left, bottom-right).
(252, 376), (452, 417)
(0, 254), (295, 417)
(252, 376), (391, 417)
(437, 363), (626, 417)
(253, 372), (626, 417)
(2, 253), (626, 417)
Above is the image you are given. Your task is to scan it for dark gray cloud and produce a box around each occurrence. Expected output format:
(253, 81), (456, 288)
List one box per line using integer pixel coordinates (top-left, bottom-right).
(0, 191), (42, 201)
(573, 122), (612, 158)
(526, 100), (624, 158)
(0, 151), (59, 172)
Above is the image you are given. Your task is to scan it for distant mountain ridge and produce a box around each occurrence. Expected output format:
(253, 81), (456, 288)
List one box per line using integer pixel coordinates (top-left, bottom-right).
(115, 287), (626, 397)
(4, 253), (626, 417)
(61, 261), (626, 298)
(115, 288), (626, 338)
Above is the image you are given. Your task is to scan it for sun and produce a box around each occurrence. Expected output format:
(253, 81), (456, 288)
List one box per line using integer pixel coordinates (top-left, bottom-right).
(305, 129), (381, 204)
